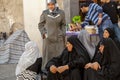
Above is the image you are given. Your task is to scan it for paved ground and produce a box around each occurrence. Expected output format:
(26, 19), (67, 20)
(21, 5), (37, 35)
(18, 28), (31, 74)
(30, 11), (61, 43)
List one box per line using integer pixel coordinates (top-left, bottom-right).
(0, 64), (17, 80)
(0, 64), (44, 80)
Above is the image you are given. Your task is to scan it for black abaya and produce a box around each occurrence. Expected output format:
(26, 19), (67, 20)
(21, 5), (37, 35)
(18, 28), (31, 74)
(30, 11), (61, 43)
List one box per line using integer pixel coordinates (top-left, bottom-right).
(46, 36), (90, 80)
(105, 28), (120, 50)
(84, 38), (120, 80)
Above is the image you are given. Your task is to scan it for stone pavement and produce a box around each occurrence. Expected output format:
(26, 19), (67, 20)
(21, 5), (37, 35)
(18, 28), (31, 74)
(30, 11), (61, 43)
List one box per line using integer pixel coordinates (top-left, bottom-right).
(0, 64), (17, 80)
(0, 64), (45, 80)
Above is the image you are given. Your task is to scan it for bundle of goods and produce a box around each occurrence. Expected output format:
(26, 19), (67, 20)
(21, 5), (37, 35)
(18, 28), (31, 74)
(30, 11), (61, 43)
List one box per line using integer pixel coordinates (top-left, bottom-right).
(69, 23), (81, 32)
(66, 16), (82, 32)
(85, 25), (97, 34)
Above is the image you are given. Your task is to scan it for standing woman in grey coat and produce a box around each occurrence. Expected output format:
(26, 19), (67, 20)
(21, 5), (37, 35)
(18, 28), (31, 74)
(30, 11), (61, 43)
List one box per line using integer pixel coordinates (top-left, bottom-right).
(38, 0), (66, 70)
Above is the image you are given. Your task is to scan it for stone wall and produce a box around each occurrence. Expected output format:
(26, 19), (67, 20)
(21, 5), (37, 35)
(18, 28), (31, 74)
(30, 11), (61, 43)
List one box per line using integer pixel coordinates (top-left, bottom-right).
(63, 0), (80, 24)
(56, 0), (80, 24)
(0, 0), (23, 34)
(57, 0), (64, 9)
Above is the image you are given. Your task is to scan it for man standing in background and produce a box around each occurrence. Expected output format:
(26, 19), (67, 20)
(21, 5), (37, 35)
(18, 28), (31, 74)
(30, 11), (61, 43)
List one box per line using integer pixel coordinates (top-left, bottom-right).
(101, 0), (120, 41)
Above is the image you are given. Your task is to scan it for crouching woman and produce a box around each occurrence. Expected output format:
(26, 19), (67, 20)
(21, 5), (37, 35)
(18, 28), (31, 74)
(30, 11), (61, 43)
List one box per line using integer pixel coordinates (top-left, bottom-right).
(84, 38), (120, 80)
(46, 36), (90, 80)
(16, 41), (42, 80)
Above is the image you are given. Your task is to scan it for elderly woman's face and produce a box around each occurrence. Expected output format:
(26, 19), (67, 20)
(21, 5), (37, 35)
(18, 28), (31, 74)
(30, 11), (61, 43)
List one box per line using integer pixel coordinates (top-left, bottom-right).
(101, 0), (106, 3)
(47, 3), (55, 11)
(66, 41), (73, 52)
(103, 30), (110, 38)
(99, 45), (104, 53)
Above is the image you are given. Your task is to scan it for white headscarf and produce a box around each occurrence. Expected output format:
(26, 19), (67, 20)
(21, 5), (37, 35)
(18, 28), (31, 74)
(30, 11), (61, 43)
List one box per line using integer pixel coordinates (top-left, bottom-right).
(47, 0), (56, 4)
(78, 30), (96, 60)
(15, 41), (42, 76)
(47, 0), (58, 11)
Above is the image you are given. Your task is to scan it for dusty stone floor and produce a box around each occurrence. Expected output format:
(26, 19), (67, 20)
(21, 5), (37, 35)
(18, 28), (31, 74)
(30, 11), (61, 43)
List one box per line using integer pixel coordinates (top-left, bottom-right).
(0, 64), (17, 80)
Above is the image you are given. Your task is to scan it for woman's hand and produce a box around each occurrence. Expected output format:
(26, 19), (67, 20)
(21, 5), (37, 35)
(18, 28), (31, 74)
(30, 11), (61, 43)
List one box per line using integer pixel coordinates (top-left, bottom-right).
(84, 63), (92, 69)
(91, 62), (101, 71)
(50, 65), (57, 74)
(57, 65), (69, 73)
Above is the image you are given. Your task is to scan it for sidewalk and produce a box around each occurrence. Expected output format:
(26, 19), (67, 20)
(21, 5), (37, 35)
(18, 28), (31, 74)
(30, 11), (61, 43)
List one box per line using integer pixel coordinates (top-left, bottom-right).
(0, 64), (16, 80)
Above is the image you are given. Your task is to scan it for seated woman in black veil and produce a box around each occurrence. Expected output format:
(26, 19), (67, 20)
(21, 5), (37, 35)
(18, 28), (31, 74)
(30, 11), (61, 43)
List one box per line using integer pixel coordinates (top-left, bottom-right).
(84, 38), (120, 80)
(45, 36), (90, 80)
(103, 27), (120, 50)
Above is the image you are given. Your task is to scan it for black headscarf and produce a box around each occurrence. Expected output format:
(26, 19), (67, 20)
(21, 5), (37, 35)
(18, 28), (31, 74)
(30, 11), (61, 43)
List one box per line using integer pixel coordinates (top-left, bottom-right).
(67, 36), (90, 63)
(104, 28), (120, 50)
(45, 35), (90, 72)
(105, 28), (116, 39)
(100, 38), (120, 79)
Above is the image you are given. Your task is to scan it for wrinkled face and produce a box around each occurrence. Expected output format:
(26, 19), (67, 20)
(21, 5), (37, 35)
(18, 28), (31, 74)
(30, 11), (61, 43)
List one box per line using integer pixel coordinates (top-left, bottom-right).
(47, 3), (55, 11)
(80, 7), (87, 13)
(101, 0), (106, 3)
(99, 45), (104, 53)
(103, 30), (110, 38)
(66, 41), (73, 52)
